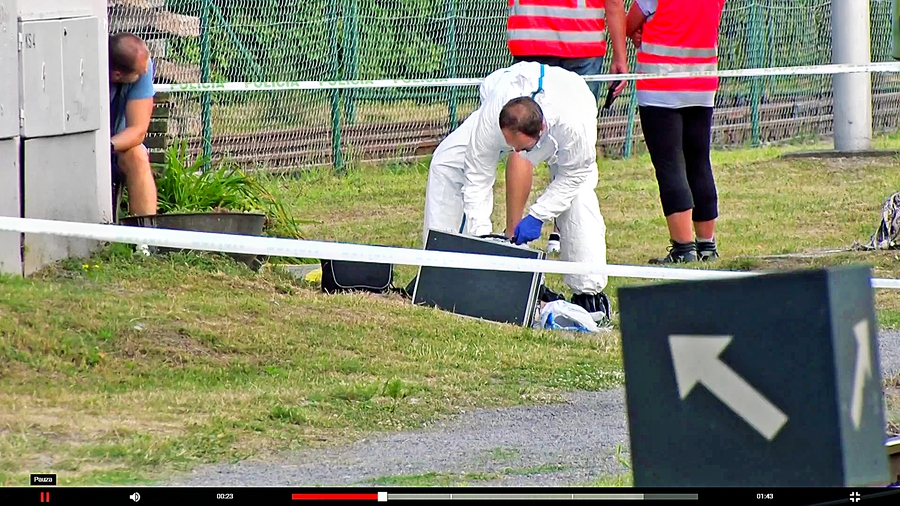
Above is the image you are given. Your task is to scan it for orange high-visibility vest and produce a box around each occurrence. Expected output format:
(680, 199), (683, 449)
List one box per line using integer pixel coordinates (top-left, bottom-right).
(507, 0), (607, 59)
(635, 0), (725, 107)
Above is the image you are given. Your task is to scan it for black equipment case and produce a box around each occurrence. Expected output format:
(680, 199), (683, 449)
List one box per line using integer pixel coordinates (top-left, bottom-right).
(411, 229), (545, 326)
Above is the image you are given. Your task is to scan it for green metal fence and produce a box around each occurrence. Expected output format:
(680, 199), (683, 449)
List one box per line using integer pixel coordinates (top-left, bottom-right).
(107, 0), (900, 171)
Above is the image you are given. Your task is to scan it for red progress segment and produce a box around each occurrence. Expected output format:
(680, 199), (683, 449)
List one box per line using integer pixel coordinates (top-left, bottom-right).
(292, 493), (380, 500)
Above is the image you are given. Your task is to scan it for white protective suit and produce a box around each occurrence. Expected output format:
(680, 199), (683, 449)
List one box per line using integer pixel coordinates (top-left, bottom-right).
(421, 61), (608, 295)
(421, 68), (508, 243)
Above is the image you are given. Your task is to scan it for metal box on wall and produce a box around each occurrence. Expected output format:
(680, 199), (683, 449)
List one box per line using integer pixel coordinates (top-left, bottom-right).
(7, 0), (110, 277)
(18, 19), (66, 138)
(0, 137), (21, 275)
(0, 0), (18, 139)
(22, 133), (99, 275)
(61, 16), (101, 134)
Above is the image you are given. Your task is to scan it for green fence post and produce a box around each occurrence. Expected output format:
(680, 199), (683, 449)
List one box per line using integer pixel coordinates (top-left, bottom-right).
(200, 0), (212, 170)
(749, 0), (763, 146)
(328, 0), (343, 171)
(894, 0), (900, 60)
(343, 0), (359, 124)
(623, 51), (639, 158)
(446, 0), (458, 130)
(623, 86), (638, 158)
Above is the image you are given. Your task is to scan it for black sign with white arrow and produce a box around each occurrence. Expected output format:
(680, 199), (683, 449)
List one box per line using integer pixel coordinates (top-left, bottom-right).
(668, 334), (789, 442)
(618, 265), (890, 487)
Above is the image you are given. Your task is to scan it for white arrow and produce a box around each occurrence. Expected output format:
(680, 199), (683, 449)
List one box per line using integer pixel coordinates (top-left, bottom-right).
(850, 319), (873, 430)
(669, 335), (789, 441)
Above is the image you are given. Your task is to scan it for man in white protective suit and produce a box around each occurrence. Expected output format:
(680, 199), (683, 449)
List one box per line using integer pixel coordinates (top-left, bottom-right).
(420, 61), (611, 323)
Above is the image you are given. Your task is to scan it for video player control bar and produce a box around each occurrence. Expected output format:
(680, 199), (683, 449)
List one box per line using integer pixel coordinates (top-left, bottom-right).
(290, 492), (700, 501)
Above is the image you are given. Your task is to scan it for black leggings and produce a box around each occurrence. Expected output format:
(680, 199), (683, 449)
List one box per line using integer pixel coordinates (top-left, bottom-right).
(638, 106), (718, 221)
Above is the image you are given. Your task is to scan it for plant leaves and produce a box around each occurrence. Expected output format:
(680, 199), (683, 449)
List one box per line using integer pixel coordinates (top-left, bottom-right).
(151, 140), (304, 239)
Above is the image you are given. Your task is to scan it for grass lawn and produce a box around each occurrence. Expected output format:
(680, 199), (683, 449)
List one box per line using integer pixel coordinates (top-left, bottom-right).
(2, 134), (900, 486)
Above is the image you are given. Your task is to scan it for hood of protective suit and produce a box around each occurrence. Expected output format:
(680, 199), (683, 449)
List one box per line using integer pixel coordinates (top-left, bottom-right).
(461, 62), (600, 236)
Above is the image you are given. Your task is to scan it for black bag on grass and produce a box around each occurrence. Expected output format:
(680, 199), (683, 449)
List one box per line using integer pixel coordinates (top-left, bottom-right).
(320, 259), (395, 294)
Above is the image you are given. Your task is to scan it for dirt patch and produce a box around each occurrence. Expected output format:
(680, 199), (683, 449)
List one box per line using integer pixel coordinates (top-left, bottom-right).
(777, 153), (900, 171)
(0, 361), (34, 381)
(0, 404), (196, 445)
(301, 293), (419, 326)
(321, 205), (421, 225)
(117, 327), (230, 363)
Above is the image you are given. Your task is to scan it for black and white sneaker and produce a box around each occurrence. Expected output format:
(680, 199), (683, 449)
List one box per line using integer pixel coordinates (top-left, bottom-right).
(570, 291), (612, 325)
(648, 240), (697, 264)
(695, 239), (719, 261)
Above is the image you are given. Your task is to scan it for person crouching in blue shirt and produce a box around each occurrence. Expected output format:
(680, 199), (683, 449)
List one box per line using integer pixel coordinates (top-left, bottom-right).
(109, 33), (157, 218)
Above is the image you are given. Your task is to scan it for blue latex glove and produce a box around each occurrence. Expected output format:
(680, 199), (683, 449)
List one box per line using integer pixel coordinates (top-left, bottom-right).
(512, 214), (544, 245)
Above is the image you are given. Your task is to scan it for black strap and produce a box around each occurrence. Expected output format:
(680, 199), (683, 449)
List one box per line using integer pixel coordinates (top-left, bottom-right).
(530, 64), (545, 99)
(389, 285), (412, 299)
(110, 84), (124, 131)
(478, 233), (513, 243)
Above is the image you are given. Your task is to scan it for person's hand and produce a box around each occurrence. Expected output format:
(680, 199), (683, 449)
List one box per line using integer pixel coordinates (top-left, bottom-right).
(610, 58), (628, 96)
(629, 28), (642, 50)
(511, 215), (544, 245)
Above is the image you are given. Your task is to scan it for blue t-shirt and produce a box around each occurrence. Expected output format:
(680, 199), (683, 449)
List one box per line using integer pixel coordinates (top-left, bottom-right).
(110, 58), (155, 134)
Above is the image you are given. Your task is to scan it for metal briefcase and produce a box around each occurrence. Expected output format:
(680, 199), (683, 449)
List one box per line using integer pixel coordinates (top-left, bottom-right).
(411, 229), (545, 327)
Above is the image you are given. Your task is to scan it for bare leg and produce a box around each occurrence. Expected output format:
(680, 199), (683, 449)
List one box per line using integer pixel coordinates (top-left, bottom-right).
(666, 209), (694, 244)
(693, 219), (715, 241)
(117, 145), (157, 216)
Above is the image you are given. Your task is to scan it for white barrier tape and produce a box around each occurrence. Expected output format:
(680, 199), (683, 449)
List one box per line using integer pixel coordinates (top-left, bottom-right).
(1, 216), (898, 289)
(873, 278), (900, 289)
(154, 62), (900, 93)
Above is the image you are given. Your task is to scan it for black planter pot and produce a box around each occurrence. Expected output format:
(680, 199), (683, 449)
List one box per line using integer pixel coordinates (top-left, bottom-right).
(119, 212), (268, 271)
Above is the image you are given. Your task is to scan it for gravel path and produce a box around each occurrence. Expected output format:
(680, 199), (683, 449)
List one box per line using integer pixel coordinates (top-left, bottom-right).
(164, 330), (900, 487)
(880, 330), (900, 380)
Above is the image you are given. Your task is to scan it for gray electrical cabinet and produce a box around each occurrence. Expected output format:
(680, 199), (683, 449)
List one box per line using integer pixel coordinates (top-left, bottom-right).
(23, 133), (100, 273)
(61, 16), (101, 134)
(3, 0), (111, 276)
(0, 138), (20, 275)
(0, 0), (18, 139)
(0, 0), (20, 275)
(18, 16), (100, 137)
(19, 19), (66, 138)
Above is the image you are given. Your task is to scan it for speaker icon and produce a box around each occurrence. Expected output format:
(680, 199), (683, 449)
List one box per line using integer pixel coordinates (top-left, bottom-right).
(129, 492), (141, 502)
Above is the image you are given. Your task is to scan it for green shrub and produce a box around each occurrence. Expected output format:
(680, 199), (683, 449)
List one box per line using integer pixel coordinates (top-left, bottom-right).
(155, 140), (304, 240)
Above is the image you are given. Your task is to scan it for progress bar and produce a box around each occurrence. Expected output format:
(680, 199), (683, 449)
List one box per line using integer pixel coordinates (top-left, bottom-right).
(292, 493), (385, 500)
(291, 492), (699, 501)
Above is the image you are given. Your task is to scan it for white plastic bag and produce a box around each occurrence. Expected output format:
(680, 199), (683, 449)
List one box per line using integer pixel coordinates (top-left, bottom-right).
(534, 300), (601, 333)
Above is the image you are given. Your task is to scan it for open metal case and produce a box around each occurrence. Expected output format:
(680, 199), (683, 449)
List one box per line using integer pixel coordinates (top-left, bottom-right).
(411, 229), (545, 327)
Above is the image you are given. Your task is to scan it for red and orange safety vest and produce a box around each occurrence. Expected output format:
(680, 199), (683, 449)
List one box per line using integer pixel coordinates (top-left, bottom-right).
(507, 0), (607, 59)
(636, 0), (725, 108)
